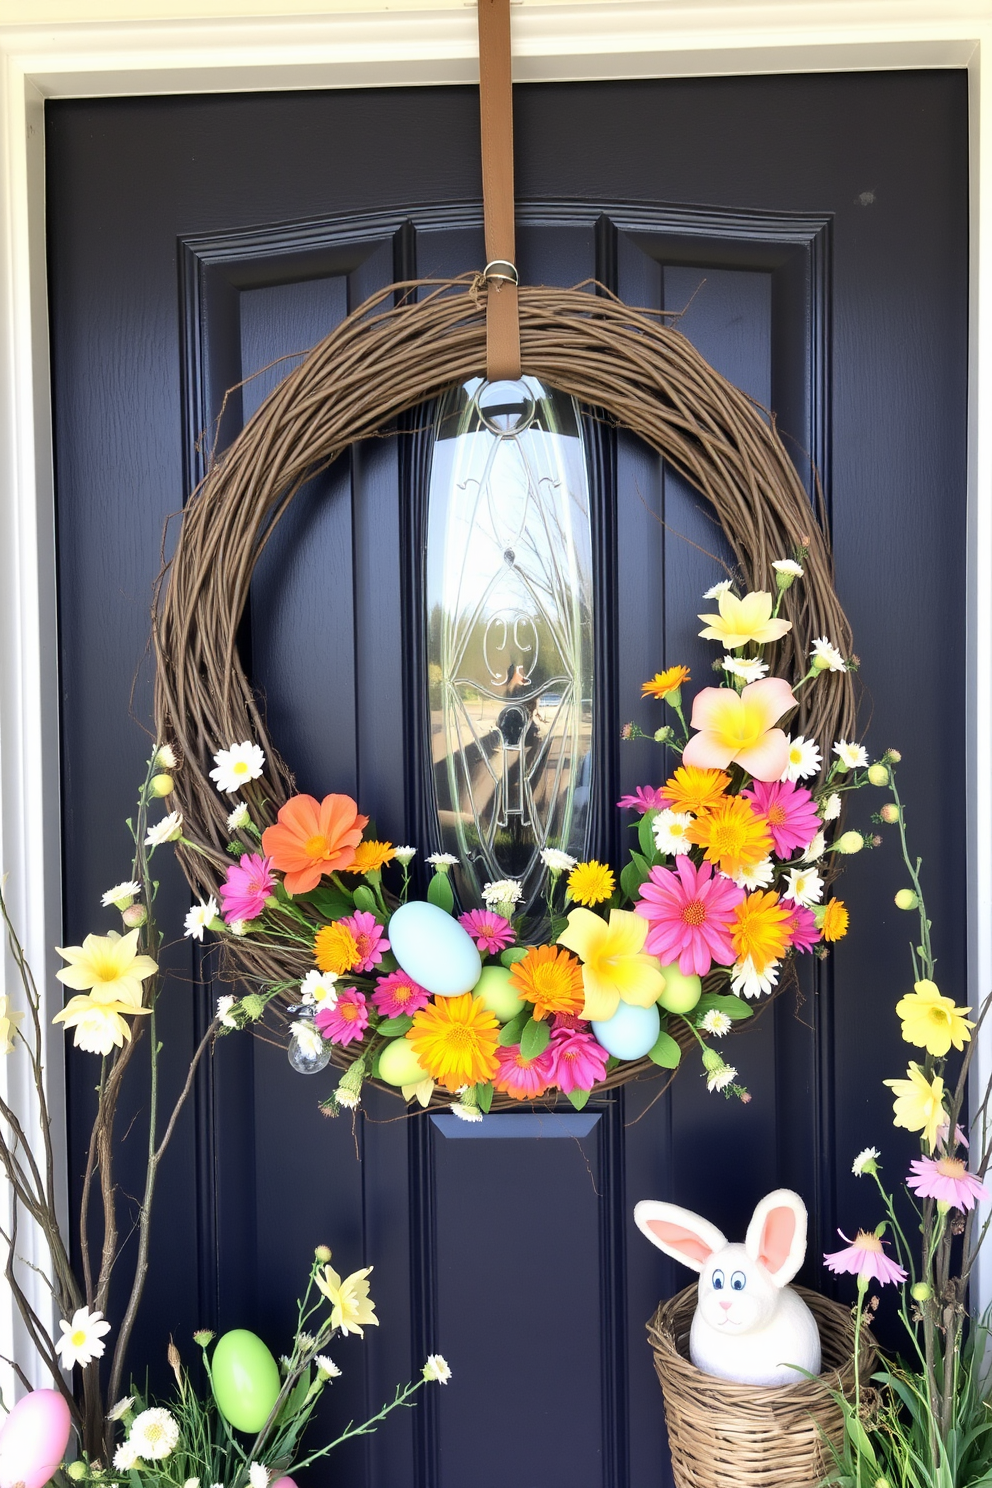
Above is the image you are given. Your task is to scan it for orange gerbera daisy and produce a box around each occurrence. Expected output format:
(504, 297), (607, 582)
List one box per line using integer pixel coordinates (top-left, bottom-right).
(261, 793), (368, 896)
(509, 945), (584, 1021)
(730, 891), (793, 973)
(821, 898), (850, 942)
(642, 665), (690, 700)
(314, 922), (360, 975)
(687, 796), (773, 879)
(406, 994), (500, 1093)
(659, 765), (731, 817)
(347, 840), (395, 875)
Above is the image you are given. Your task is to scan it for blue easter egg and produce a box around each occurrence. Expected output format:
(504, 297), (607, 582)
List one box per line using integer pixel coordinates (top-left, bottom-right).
(388, 900), (482, 997)
(591, 1001), (661, 1061)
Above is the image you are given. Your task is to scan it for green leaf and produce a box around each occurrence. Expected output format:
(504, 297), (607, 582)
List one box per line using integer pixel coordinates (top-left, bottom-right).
(620, 858), (648, 904)
(427, 872), (455, 913)
(647, 1029), (682, 1068)
(566, 1087), (591, 1110)
(370, 1046), (383, 1080)
(500, 946), (529, 966)
(637, 810), (659, 859)
(693, 992), (753, 1022)
(519, 1016), (551, 1059)
(475, 1080), (494, 1114)
(498, 1010), (529, 1047)
(549, 915), (569, 940)
(605, 1055), (619, 1071)
(352, 885), (379, 916)
(376, 1014), (413, 1037)
(304, 886), (354, 920)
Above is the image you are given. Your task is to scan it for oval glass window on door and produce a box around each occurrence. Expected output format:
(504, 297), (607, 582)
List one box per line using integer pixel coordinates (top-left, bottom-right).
(426, 376), (594, 914)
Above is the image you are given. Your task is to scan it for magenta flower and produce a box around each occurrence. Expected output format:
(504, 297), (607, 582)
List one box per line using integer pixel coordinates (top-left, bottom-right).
(823, 1230), (907, 1286)
(548, 1027), (609, 1093)
(339, 911), (389, 973)
(219, 853), (275, 924)
(617, 784), (667, 814)
(786, 903), (821, 954)
(493, 1044), (555, 1100)
(552, 1011), (588, 1033)
(907, 1156), (989, 1211)
(372, 969), (430, 1020)
(458, 908), (514, 955)
(635, 857), (744, 976)
(742, 779), (821, 858)
(315, 987), (368, 1047)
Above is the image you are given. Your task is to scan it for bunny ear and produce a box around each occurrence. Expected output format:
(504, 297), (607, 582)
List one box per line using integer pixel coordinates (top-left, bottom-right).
(745, 1189), (808, 1285)
(633, 1201), (728, 1272)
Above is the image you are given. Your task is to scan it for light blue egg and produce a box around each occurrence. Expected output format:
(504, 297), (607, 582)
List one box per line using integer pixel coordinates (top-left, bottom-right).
(388, 900), (482, 997)
(592, 1001), (661, 1061)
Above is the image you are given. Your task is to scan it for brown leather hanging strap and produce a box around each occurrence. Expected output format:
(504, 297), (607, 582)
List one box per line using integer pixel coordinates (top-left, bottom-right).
(478, 0), (520, 381)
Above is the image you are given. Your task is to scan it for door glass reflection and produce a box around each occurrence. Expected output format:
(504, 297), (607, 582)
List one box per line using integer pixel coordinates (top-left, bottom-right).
(426, 377), (594, 914)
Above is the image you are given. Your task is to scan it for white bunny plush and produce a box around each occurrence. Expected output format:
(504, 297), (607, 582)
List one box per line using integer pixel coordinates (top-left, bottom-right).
(634, 1188), (821, 1387)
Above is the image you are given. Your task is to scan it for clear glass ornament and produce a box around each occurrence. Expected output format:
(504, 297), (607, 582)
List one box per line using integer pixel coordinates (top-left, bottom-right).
(287, 1020), (331, 1074)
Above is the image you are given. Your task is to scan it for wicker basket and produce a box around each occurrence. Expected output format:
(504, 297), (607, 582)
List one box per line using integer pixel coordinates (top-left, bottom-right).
(647, 1285), (876, 1488)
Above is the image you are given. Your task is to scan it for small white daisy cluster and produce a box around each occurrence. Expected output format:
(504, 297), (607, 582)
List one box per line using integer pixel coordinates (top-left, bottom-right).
(112, 1405), (180, 1468)
(481, 879), (523, 918)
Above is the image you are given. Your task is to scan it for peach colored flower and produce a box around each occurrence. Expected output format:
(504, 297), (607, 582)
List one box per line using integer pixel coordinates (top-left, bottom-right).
(261, 794), (368, 896)
(682, 677), (797, 782)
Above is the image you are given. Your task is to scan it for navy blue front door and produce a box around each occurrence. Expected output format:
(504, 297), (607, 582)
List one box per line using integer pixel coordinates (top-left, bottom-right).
(47, 71), (968, 1487)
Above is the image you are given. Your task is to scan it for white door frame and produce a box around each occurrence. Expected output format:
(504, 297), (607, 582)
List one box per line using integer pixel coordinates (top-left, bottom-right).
(0, 0), (988, 1390)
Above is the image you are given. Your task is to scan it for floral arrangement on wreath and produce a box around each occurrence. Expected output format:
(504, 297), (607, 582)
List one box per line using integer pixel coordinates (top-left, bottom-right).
(169, 555), (892, 1120)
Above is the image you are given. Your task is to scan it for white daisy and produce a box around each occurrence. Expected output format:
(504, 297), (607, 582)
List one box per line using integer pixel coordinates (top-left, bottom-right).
(423, 1353), (453, 1384)
(731, 957), (780, 1001)
(101, 880), (141, 909)
(482, 879), (523, 911)
(155, 743), (178, 769)
(316, 1355), (341, 1379)
(833, 739), (868, 771)
(107, 1395), (134, 1421)
(209, 741), (265, 795)
(852, 1146), (880, 1176)
(811, 636), (847, 672)
(821, 792), (842, 821)
(541, 848), (577, 873)
(184, 1480), (201, 1488)
(335, 1084), (360, 1110)
(114, 1444), (140, 1470)
(145, 811), (183, 847)
(698, 1009), (732, 1037)
(426, 851), (458, 868)
(802, 831), (827, 863)
(291, 1022), (325, 1060)
(55, 1306), (111, 1369)
(248, 1465), (268, 1488)
(228, 919), (248, 937)
(226, 801), (250, 832)
(128, 1406), (180, 1460)
(183, 897), (218, 942)
(393, 846), (417, 866)
(772, 558), (804, 578)
(451, 1096), (484, 1122)
(651, 810), (694, 857)
(300, 969), (339, 1009)
(706, 1064), (737, 1093)
(728, 855), (775, 891)
(722, 656), (768, 682)
(782, 867), (824, 907)
(702, 578), (734, 599)
(216, 995), (238, 1029)
(780, 735), (821, 782)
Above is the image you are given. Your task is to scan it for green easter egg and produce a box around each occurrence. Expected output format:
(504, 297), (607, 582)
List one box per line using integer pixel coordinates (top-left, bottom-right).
(473, 965), (526, 1022)
(656, 964), (702, 1015)
(378, 1036), (428, 1087)
(211, 1329), (281, 1433)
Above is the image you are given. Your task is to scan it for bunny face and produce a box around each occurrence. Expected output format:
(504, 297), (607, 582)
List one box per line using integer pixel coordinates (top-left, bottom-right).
(696, 1242), (779, 1335)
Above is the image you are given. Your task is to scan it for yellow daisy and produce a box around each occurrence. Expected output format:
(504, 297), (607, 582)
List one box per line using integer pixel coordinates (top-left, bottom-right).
(347, 840), (396, 875)
(567, 860), (615, 907)
(821, 898), (849, 942)
(730, 891), (793, 974)
(687, 795), (773, 879)
(406, 994), (500, 1093)
(884, 1064), (946, 1151)
(659, 765), (731, 817)
(642, 665), (690, 700)
(895, 980), (973, 1057)
(314, 922), (359, 975)
(509, 945), (584, 1021)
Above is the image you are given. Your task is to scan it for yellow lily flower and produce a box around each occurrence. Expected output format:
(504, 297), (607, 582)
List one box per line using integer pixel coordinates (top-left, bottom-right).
(557, 907), (666, 1022)
(53, 988), (152, 1055)
(697, 589), (792, 649)
(316, 1262), (379, 1336)
(0, 996), (23, 1055)
(883, 1063), (946, 1151)
(895, 979), (973, 1057)
(682, 677), (797, 782)
(55, 928), (158, 1005)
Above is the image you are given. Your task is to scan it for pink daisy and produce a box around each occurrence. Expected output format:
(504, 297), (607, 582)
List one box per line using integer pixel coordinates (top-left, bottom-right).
(786, 903), (821, 954)
(315, 988), (368, 1047)
(823, 1230), (907, 1286)
(742, 779), (821, 858)
(548, 1027), (609, 1093)
(617, 784), (667, 814)
(372, 969), (431, 1020)
(907, 1156), (989, 1211)
(635, 857), (744, 976)
(219, 852), (275, 924)
(338, 911), (389, 974)
(493, 1044), (555, 1101)
(458, 908), (514, 955)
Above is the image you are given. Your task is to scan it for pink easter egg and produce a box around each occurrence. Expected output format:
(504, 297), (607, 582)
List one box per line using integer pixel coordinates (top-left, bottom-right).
(0, 1389), (72, 1488)
(271, 1479), (298, 1488)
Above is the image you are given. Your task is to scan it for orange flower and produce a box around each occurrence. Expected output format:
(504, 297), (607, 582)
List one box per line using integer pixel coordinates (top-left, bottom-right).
(261, 793), (368, 896)
(348, 841), (395, 875)
(406, 994), (500, 1092)
(687, 796), (773, 879)
(660, 765), (731, 817)
(821, 898), (849, 942)
(314, 922), (360, 975)
(730, 891), (793, 973)
(509, 945), (584, 1021)
(642, 665), (690, 700)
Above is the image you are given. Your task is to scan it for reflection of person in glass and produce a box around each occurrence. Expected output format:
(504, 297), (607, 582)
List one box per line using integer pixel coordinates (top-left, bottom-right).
(494, 663), (540, 864)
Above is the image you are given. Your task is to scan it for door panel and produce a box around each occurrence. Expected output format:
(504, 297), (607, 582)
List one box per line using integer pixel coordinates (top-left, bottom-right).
(47, 72), (968, 1487)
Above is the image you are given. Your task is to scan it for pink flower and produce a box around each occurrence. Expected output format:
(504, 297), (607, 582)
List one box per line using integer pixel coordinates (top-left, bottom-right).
(372, 970), (430, 1020)
(742, 779), (821, 858)
(315, 988), (368, 1047)
(682, 677), (797, 781)
(493, 1044), (555, 1101)
(548, 1027), (609, 1093)
(219, 853), (275, 923)
(635, 857), (744, 976)
(552, 1011), (588, 1033)
(907, 1156), (989, 1211)
(786, 903), (821, 954)
(339, 911), (389, 974)
(823, 1230), (907, 1286)
(458, 908), (514, 955)
(617, 785), (667, 814)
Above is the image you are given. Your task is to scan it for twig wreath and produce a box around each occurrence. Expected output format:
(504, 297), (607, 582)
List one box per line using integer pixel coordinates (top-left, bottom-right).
(152, 273), (857, 1109)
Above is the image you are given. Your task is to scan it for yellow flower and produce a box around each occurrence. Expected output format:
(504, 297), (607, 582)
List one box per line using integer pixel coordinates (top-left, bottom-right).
(314, 922), (359, 975)
(406, 994), (500, 1092)
(895, 980), (973, 1057)
(883, 1063), (946, 1151)
(687, 796), (773, 878)
(316, 1262), (379, 1336)
(682, 678), (796, 781)
(557, 907), (666, 1021)
(642, 666), (690, 700)
(53, 990), (151, 1055)
(660, 765), (731, 817)
(55, 928), (157, 1005)
(730, 891), (793, 974)
(697, 589), (793, 649)
(821, 898), (849, 942)
(509, 945), (584, 1021)
(0, 996), (24, 1055)
(567, 861), (615, 907)
(347, 840), (395, 875)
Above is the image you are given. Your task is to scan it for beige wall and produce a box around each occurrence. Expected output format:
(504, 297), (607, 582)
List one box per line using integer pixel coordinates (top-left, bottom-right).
(0, 0), (609, 21)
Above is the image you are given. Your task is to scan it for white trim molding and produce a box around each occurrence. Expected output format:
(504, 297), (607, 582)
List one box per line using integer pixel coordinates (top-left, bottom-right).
(0, 0), (989, 1392)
